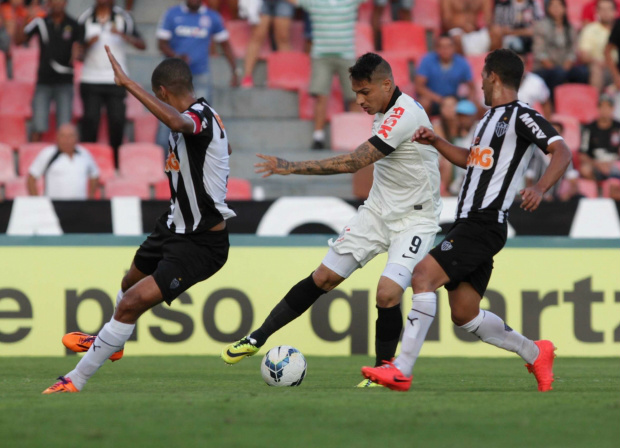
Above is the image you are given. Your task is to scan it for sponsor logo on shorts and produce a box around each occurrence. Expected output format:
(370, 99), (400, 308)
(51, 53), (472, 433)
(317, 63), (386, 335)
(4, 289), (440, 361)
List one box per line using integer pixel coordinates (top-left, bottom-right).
(441, 241), (453, 251)
(335, 226), (350, 243)
(466, 146), (494, 170)
(170, 278), (181, 290)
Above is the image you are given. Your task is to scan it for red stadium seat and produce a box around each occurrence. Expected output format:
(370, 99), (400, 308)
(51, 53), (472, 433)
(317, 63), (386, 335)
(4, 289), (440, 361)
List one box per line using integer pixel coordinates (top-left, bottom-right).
(601, 177), (620, 198)
(133, 114), (159, 143)
(266, 51), (311, 91)
(80, 143), (116, 183)
(384, 56), (414, 95)
(3, 176), (36, 198)
(330, 112), (375, 151)
(0, 51), (7, 84)
(0, 143), (16, 183)
(413, 0), (441, 32)
(227, 177), (252, 200)
(17, 142), (48, 176)
(12, 46), (39, 83)
(577, 178), (598, 198)
(554, 84), (599, 124)
(226, 20), (271, 59)
(0, 114), (28, 149)
(104, 177), (150, 199)
(355, 22), (374, 56)
(550, 114), (581, 152)
(118, 143), (165, 182)
(298, 77), (345, 121)
(153, 177), (170, 200)
(566, 0), (589, 29)
(0, 81), (35, 117)
(381, 22), (427, 63)
(126, 94), (146, 120)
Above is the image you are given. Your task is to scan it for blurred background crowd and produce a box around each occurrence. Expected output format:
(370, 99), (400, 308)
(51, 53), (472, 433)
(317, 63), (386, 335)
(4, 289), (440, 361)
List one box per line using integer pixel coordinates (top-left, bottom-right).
(0, 0), (619, 202)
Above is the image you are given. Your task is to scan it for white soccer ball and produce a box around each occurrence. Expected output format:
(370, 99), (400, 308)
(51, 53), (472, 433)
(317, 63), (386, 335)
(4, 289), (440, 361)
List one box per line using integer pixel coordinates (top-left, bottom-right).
(260, 345), (307, 387)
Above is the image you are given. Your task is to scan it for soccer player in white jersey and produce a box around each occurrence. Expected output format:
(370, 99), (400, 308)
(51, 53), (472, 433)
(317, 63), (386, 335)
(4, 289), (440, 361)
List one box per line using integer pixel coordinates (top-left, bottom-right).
(362, 49), (573, 392)
(222, 53), (443, 387)
(43, 46), (235, 393)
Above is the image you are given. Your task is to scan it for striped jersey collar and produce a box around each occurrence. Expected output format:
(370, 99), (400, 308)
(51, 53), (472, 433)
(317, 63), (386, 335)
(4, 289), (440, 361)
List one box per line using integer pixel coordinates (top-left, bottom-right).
(488, 99), (519, 110)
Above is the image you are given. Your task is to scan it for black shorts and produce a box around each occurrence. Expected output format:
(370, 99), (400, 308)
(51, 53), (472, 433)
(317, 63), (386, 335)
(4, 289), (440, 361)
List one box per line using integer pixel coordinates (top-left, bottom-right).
(133, 219), (230, 305)
(429, 217), (507, 297)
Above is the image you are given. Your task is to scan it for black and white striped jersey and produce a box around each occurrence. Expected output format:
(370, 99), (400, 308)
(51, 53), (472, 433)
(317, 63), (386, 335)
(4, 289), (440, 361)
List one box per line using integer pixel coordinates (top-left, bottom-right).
(456, 100), (563, 223)
(163, 98), (236, 234)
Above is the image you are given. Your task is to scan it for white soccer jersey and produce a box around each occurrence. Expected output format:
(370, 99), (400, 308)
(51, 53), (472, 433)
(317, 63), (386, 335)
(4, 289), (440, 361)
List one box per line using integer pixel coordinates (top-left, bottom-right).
(366, 88), (442, 230)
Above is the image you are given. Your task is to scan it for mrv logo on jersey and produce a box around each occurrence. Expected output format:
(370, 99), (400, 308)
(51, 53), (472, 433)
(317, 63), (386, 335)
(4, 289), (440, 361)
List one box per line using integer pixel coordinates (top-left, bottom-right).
(519, 113), (547, 139)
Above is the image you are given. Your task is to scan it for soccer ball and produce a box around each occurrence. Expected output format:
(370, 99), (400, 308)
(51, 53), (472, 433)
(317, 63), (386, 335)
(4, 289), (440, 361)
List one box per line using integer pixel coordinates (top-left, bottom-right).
(260, 345), (307, 387)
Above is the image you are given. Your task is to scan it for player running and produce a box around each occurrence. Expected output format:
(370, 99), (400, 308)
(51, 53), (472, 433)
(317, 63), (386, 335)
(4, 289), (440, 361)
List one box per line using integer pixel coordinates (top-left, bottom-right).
(222, 53), (443, 387)
(43, 46), (235, 393)
(361, 49), (572, 392)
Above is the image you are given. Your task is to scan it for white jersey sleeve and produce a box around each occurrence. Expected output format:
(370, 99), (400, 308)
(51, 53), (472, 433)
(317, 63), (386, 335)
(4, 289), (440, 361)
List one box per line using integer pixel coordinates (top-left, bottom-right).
(368, 104), (419, 155)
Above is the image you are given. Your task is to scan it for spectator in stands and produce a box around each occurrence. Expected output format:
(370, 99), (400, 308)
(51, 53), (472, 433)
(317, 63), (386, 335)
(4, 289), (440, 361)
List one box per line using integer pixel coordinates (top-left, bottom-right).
(532, 0), (588, 100)
(491, 0), (543, 54)
(606, 11), (620, 95)
(525, 121), (580, 201)
(156, 0), (238, 149)
(581, 0), (620, 25)
(415, 33), (476, 116)
(579, 94), (620, 181)
(579, 0), (616, 91)
(371, 0), (412, 51)
(78, 0), (145, 167)
(206, 0), (238, 19)
(0, 16), (9, 73)
(290, 0), (362, 150)
(27, 123), (100, 199)
(441, 0), (493, 56)
(14, 0), (83, 142)
(516, 51), (552, 117)
(240, 0), (294, 87)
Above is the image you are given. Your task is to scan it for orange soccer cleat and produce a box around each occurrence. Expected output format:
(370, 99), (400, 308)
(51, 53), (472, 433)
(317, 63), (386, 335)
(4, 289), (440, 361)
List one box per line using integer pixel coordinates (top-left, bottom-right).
(525, 340), (557, 392)
(62, 332), (124, 362)
(42, 376), (79, 394)
(361, 360), (412, 392)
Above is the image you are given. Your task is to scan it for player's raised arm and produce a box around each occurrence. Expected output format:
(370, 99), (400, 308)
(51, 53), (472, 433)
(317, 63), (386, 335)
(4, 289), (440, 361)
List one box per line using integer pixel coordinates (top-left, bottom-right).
(413, 126), (469, 169)
(254, 140), (385, 177)
(104, 45), (195, 134)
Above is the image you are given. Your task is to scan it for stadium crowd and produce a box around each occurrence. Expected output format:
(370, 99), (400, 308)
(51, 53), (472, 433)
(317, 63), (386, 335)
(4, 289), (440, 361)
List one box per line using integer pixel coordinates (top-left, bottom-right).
(0, 0), (619, 201)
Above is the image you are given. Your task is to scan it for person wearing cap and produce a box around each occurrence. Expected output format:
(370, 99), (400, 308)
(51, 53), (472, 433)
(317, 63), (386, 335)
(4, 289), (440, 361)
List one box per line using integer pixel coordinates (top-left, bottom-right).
(579, 94), (620, 182)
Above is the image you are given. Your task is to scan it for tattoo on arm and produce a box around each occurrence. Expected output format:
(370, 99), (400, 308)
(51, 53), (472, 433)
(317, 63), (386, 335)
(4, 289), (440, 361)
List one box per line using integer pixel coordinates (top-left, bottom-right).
(287, 142), (385, 175)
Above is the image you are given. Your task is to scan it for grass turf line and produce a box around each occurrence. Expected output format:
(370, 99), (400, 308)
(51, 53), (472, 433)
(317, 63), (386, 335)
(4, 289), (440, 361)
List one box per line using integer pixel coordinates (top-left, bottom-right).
(1, 356), (618, 448)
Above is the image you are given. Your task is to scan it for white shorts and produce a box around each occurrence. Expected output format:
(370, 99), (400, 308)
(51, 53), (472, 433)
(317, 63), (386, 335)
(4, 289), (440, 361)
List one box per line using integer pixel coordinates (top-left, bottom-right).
(449, 27), (491, 56)
(322, 206), (437, 290)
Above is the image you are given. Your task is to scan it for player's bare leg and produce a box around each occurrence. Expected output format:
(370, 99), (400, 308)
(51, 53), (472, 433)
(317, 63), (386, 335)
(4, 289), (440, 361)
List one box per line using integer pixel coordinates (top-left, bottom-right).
(44, 277), (164, 393)
(221, 264), (342, 364)
(62, 261), (149, 359)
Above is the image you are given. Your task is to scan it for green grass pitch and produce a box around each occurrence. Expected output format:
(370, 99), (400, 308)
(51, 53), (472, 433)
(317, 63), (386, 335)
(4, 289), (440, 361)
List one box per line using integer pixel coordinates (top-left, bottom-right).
(1, 356), (619, 448)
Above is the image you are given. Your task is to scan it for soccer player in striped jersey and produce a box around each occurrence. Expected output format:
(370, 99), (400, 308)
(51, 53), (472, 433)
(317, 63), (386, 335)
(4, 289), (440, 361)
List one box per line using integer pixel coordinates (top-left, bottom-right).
(222, 53), (443, 388)
(43, 46), (234, 393)
(362, 49), (573, 392)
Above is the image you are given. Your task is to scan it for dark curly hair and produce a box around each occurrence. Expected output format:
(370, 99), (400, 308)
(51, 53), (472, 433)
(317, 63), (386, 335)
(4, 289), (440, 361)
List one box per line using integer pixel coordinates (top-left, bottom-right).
(349, 53), (393, 83)
(151, 58), (194, 95)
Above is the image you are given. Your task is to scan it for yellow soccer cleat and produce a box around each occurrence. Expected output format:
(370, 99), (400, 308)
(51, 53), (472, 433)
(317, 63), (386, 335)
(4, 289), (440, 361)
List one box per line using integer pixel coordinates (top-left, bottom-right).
(221, 337), (260, 365)
(355, 378), (384, 388)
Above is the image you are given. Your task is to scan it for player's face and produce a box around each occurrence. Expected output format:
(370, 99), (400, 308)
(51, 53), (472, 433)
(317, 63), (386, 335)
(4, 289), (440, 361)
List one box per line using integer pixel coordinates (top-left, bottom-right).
(481, 69), (493, 107)
(351, 77), (391, 115)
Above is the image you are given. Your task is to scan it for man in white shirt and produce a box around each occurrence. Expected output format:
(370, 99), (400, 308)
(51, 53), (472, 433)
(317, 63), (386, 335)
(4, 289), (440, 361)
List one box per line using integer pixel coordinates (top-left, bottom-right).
(28, 123), (100, 199)
(222, 53), (443, 388)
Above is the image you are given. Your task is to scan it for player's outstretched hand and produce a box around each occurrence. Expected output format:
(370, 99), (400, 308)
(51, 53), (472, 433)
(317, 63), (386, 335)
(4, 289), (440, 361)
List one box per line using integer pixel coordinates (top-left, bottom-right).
(255, 153), (291, 178)
(412, 126), (437, 146)
(105, 45), (130, 87)
(519, 186), (544, 212)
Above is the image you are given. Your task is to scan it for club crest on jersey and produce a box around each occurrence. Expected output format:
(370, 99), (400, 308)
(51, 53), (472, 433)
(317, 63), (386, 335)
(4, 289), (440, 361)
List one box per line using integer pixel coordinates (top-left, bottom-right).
(441, 241), (453, 251)
(495, 121), (508, 137)
(466, 146), (495, 170)
(378, 107), (405, 138)
(165, 152), (180, 173)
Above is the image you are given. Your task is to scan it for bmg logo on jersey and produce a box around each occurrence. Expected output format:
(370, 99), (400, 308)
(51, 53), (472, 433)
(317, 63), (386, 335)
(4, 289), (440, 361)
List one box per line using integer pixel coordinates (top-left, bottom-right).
(165, 152), (180, 173)
(467, 146), (495, 169)
(378, 107), (405, 138)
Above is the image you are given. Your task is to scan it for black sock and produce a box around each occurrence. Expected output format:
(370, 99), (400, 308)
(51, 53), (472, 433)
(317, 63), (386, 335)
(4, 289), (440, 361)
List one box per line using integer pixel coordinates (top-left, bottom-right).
(375, 304), (403, 366)
(250, 273), (326, 347)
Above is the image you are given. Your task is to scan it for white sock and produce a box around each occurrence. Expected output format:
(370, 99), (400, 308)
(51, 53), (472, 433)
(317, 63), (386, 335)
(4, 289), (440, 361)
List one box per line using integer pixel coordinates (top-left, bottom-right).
(312, 130), (325, 141)
(394, 292), (436, 377)
(115, 289), (124, 308)
(459, 310), (539, 364)
(65, 318), (135, 390)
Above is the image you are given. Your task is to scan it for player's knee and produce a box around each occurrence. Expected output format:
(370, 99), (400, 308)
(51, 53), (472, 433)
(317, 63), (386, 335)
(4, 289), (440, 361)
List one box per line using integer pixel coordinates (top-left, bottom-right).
(376, 288), (400, 308)
(312, 267), (342, 291)
(450, 306), (477, 327)
(114, 289), (146, 321)
(120, 275), (132, 293)
(411, 270), (433, 294)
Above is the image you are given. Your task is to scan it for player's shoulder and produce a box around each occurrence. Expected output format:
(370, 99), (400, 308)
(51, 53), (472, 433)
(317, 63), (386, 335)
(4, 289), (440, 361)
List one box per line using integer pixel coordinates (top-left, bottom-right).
(393, 92), (427, 119)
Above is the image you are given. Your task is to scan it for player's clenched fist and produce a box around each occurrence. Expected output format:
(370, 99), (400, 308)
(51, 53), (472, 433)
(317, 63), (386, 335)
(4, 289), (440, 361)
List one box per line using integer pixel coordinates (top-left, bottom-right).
(412, 126), (437, 145)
